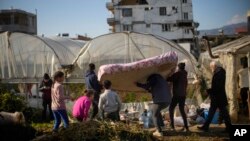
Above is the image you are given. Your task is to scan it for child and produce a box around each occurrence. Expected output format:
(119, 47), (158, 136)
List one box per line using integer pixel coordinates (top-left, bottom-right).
(51, 71), (72, 132)
(98, 80), (122, 121)
(72, 89), (94, 122)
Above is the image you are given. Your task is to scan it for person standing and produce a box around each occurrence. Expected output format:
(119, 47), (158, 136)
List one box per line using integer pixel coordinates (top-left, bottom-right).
(51, 71), (72, 132)
(72, 90), (94, 122)
(39, 73), (53, 121)
(237, 60), (249, 115)
(136, 74), (171, 137)
(98, 80), (122, 121)
(167, 63), (189, 132)
(85, 63), (101, 119)
(198, 61), (231, 132)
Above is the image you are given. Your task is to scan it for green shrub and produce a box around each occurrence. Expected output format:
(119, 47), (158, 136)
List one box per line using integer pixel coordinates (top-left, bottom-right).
(124, 93), (137, 103)
(140, 95), (151, 102)
(0, 93), (27, 112)
(67, 83), (85, 100)
(0, 83), (19, 94)
(23, 107), (43, 123)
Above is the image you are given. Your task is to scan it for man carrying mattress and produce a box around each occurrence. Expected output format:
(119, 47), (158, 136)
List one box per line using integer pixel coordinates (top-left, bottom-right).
(85, 63), (102, 119)
(136, 74), (171, 137)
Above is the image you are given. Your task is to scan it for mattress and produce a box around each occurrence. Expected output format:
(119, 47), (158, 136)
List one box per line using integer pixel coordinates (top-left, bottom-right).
(98, 51), (178, 92)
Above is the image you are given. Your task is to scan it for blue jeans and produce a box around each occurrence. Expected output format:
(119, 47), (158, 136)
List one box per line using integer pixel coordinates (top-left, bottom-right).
(52, 110), (69, 131)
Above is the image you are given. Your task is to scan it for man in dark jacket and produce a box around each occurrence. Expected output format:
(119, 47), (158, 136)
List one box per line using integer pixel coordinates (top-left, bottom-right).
(136, 74), (171, 137)
(85, 63), (101, 119)
(39, 73), (53, 120)
(198, 61), (231, 132)
(168, 62), (189, 132)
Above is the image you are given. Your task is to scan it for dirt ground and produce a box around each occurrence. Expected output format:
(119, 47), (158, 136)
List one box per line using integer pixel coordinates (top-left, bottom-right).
(150, 124), (229, 141)
(151, 115), (250, 141)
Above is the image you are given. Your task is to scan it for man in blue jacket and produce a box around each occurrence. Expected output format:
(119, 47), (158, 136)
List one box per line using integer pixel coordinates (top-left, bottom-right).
(136, 74), (171, 137)
(85, 63), (101, 119)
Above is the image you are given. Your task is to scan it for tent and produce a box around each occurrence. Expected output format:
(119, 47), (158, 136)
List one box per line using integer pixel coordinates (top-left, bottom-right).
(73, 32), (198, 79)
(199, 35), (250, 122)
(0, 32), (85, 82)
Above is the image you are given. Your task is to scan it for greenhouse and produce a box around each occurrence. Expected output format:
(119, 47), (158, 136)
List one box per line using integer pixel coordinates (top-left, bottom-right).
(73, 32), (198, 79)
(0, 32), (85, 83)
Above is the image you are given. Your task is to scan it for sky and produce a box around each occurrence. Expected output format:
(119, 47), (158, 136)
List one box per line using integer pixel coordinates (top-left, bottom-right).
(0, 0), (249, 38)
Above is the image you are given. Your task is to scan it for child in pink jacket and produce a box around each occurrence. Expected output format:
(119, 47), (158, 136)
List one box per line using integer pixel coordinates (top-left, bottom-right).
(72, 90), (94, 122)
(51, 71), (72, 132)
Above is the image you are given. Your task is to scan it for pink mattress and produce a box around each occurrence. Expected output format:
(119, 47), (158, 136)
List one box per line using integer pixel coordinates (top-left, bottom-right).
(98, 51), (178, 92)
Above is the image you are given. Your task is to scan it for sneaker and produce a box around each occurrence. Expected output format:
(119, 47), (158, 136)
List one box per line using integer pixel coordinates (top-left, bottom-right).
(153, 131), (163, 137)
(169, 127), (176, 131)
(197, 126), (209, 132)
(179, 127), (190, 132)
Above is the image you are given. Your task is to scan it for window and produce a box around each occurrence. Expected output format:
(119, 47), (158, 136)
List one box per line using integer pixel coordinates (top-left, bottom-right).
(182, 0), (187, 3)
(0, 14), (11, 25)
(162, 24), (171, 32)
(122, 8), (132, 17)
(145, 7), (153, 11)
(123, 25), (133, 31)
(146, 24), (151, 28)
(138, 0), (148, 5)
(184, 29), (189, 34)
(159, 7), (167, 16)
(172, 6), (178, 13)
(183, 12), (188, 20)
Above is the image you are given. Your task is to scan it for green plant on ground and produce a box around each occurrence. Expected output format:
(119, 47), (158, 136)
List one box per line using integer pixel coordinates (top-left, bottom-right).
(140, 95), (151, 102)
(0, 93), (27, 112)
(124, 92), (137, 103)
(0, 83), (19, 94)
(67, 83), (85, 100)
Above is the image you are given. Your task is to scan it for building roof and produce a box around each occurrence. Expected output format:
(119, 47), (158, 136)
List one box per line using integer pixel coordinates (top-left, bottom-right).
(235, 27), (248, 34)
(0, 9), (36, 16)
(212, 35), (250, 54)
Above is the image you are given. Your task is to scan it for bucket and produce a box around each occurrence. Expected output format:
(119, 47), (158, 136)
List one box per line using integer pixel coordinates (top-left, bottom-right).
(204, 109), (219, 124)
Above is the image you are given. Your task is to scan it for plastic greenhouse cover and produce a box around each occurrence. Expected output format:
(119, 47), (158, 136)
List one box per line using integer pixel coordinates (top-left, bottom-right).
(73, 32), (198, 78)
(0, 32), (84, 79)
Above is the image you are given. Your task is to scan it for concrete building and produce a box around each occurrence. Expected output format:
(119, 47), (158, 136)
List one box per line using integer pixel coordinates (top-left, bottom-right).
(0, 9), (37, 35)
(248, 11), (250, 35)
(106, 0), (199, 53)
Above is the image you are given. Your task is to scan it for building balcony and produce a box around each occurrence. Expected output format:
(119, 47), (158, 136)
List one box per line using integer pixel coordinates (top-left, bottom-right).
(106, 2), (114, 11)
(107, 17), (116, 26)
(176, 20), (194, 28)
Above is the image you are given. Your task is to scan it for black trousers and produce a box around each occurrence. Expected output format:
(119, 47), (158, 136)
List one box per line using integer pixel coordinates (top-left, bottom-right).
(42, 100), (53, 120)
(152, 103), (168, 132)
(104, 111), (120, 121)
(169, 96), (188, 129)
(240, 87), (249, 110)
(203, 103), (231, 131)
(91, 101), (99, 119)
